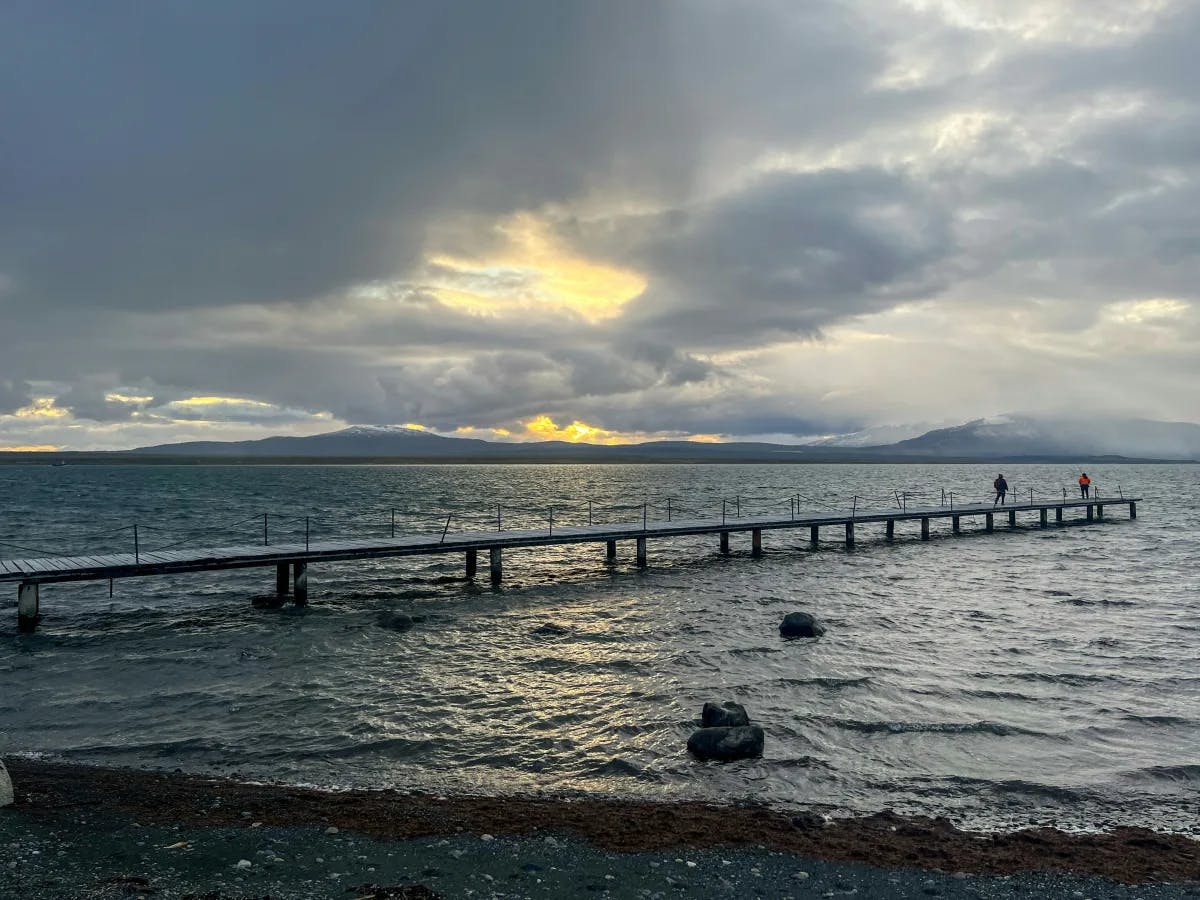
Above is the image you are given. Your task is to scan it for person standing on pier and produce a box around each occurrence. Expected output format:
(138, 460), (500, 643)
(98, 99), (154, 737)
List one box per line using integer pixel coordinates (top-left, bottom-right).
(1079, 472), (1091, 498)
(993, 474), (1009, 506)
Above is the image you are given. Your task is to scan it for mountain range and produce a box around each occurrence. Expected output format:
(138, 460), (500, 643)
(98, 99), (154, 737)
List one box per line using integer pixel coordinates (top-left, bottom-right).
(121, 415), (1200, 462)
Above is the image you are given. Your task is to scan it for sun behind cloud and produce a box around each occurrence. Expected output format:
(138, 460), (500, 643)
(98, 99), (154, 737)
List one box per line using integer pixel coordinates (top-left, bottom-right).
(426, 213), (646, 323)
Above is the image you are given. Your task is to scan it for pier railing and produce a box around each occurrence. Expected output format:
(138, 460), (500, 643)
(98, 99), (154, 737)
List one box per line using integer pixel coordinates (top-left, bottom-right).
(0, 480), (1124, 562)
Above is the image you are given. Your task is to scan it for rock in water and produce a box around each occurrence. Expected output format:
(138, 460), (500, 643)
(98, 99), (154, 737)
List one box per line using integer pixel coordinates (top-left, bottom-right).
(701, 701), (750, 728)
(779, 612), (825, 638)
(376, 611), (418, 632)
(687, 726), (765, 761)
(0, 760), (13, 807)
(532, 622), (571, 637)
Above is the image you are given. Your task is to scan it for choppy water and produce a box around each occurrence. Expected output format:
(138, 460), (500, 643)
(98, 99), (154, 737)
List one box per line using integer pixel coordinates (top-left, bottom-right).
(1, 463), (1197, 833)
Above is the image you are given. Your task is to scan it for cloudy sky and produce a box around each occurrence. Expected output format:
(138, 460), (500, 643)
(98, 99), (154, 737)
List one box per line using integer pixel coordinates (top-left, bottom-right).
(2, 0), (1198, 450)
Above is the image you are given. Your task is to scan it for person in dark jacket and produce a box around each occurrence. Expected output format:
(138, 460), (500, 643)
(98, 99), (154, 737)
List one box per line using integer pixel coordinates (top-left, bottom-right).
(993, 474), (1009, 506)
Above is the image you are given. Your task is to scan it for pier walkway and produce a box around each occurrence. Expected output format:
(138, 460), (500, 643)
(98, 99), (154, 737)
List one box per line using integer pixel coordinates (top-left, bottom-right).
(3, 495), (1138, 631)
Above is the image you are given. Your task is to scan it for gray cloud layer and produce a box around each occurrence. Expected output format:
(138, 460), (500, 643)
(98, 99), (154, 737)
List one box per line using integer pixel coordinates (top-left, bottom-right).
(1, 0), (1197, 447)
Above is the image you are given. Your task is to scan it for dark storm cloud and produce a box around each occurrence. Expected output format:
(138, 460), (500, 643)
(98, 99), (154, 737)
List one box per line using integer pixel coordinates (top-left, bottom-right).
(0, 379), (32, 415)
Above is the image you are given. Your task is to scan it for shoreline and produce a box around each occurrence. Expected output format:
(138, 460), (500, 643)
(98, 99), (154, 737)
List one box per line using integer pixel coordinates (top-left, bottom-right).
(6, 759), (1199, 886)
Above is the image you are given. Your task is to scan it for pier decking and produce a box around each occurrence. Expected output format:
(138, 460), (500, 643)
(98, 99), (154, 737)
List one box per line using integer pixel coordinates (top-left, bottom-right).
(3, 496), (1138, 631)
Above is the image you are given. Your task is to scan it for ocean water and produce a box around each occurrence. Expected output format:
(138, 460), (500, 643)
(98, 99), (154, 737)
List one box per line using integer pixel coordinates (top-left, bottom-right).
(1, 463), (1197, 833)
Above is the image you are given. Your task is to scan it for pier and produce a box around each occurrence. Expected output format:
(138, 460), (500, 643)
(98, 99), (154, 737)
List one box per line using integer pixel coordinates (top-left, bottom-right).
(2, 494), (1139, 631)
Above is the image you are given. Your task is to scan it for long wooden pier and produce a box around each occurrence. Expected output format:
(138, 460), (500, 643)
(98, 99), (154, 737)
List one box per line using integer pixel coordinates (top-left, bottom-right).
(3, 496), (1138, 631)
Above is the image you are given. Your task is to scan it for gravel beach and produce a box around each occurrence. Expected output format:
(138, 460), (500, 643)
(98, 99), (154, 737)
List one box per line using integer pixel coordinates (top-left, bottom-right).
(2, 760), (1197, 899)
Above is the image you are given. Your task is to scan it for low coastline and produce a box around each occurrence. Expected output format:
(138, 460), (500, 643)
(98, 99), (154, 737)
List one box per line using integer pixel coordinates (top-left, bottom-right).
(4, 759), (1199, 897)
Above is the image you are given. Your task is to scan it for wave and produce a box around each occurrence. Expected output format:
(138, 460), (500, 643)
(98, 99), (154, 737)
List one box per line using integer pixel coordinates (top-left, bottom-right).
(816, 718), (1048, 738)
(1119, 765), (1200, 785)
(776, 676), (872, 689)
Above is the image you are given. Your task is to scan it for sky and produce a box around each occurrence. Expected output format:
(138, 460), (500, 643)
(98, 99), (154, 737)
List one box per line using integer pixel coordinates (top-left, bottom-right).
(1, 0), (1198, 451)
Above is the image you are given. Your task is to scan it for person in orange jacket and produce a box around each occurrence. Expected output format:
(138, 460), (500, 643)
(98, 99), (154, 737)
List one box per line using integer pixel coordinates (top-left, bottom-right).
(1078, 472), (1091, 498)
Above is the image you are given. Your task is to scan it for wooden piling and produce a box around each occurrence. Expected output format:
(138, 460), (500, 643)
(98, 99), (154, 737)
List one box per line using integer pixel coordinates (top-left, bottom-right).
(17, 582), (39, 632)
(885, 519), (895, 540)
(751, 528), (763, 557)
(275, 563), (289, 595)
(489, 547), (502, 584)
(985, 513), (994, 532)
(1129, 501), (1137, 519)
(719, 532), (729, 555)
(1087, 505), (1094, 521)
(1039, 508), (1048, 527)
(1008, 510), (1016, 528)
(845, 522), (855, 547)
(920, 517), (930, 540)
(605, 540), (616, 560)
(292, 562), (308, 606)
(809, 525), (819, 547)
(952, 515), (961, 534)
(1056, 507), (1063, 524)
(1097, 504), (1105, 520)
(635, 536), (647, 568)
(465, 549), (477, 579)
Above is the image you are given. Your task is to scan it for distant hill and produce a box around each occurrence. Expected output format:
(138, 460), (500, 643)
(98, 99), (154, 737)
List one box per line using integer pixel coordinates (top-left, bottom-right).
(118, 415), (1200, 462)
(886, 414), (1200, 461)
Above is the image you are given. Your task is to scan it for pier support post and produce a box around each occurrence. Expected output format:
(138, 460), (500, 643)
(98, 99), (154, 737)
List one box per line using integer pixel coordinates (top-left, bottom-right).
(985, 513), (994, 533)
(1008, 510), (1016, 528)
(489, 547), (502, 584)
(606, 540), (617, 561)
(466, 549), (477, 579)
(275, 563), (289, 595)
(1039, 508), (1048, 528)
(635, 536), (647, 568)
(1129, 502), (1137, 519)
(1097, 504), (1105, 520)
(952, 515), (960, 534)
(1087, 505), (1094, 522)
(845, 522), (855, 548)
(751, 529), (763, 557)
(810, 525), (819, 547)
(292, 562), (308, 606)
(719, 532), (729, 555)
(920, 517), (930, 541)
(17, 582), (39, 632)
(1055, 507), (1063, 525)
(885, 520), (894, 540)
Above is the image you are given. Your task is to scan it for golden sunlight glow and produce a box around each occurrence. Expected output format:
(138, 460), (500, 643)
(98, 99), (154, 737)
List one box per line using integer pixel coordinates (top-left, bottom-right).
(1102, 298), (1190, 324)
(427, 213), (646, 322)
(165, 396), (276, 408)
(105, 392), (154, 404)
(401, 422), (428, 431)
(0, 444), (61, 452)
(519, 415), (726, 445)
(14, 398), (68, 419)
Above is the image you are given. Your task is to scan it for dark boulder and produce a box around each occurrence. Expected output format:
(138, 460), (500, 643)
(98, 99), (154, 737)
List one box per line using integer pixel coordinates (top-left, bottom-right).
(532, 622), (571, 637)
(377, 611), (424, 632)
(701, 701), (750, 728)
(779, 612), (825, 638)
(687, 725), (765, 761)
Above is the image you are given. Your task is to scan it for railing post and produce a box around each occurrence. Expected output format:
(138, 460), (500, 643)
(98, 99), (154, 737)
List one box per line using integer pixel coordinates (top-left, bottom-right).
(667, 498), (672, 522)
(735, 495), (740, 518)
(549, 507), (554, 536)
(497, 504), (502, 532)
(305, 516), (310, 551)
(133, 523), (139, 564)
(391, 508), (396, 538)
(264, 512), (269, 546)
(722, 498), (726, 525)
(588, 499), (593, 526)
(643, 502), (648, 530)
(441, 514), (452, 543)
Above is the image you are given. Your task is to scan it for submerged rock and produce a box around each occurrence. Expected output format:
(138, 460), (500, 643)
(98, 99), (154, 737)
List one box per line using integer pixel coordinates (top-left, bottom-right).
(701, 701), (750, 728)
(531, 622), (571, 637)
(376, 611), (425, 632)
(779, 611), (825, 638)
(0, 759), (11, 807)
(687, 725), (765, 761)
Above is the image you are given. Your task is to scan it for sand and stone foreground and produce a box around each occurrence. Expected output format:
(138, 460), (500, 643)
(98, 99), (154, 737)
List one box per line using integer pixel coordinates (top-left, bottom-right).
(2, 760), (1198, 899)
